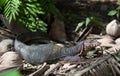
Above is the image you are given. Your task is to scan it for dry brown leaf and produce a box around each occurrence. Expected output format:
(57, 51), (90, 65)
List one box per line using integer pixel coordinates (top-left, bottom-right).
(0, 51), (22, 67)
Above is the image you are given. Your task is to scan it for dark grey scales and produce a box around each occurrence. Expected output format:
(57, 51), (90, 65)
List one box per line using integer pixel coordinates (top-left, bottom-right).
(14, 33), (100, 65)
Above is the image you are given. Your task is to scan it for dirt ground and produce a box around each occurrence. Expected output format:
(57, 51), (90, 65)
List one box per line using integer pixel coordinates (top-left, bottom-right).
(56, 0), (117, 40)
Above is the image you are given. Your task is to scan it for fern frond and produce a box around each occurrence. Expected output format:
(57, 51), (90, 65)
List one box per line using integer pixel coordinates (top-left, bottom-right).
(0, 0), (60, 32)
(1, 0), (20, 22)
(0, 0), (9, 7)
(17, 0), (46, 32)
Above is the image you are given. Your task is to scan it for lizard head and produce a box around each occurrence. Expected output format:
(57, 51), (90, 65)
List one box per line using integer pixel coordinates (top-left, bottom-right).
(76, 39), (101, 56)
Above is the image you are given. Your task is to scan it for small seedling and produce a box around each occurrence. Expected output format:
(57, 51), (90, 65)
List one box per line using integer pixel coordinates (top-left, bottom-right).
(75, 17), (93, 32)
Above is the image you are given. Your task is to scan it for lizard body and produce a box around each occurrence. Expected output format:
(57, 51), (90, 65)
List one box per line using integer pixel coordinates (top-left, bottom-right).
(14, 39), (100, 65)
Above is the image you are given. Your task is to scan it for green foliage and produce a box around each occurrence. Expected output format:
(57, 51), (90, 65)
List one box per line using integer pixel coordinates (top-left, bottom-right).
(75, 17), (102, 32)
(85, 17), (91, 26)
(108, 10), (117, 16)
(86, 50), (96, 58)
(18, 0), (47, 32)
(0, 0), (20, 22)
(75, 21), (84, 32)
(108, 1), (120, 19)
(0, 0), (62, 32)
(0, 69), (22, 76)
(75, 17), (93, 32)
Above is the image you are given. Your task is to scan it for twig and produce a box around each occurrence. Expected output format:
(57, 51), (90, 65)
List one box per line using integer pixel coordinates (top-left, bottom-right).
(74, 56), (111, 76)
(60, 64), (77, 73)
(0, 27), (16, 39)
(109, 60), (117, 76)
(75, 26), (93, 42)
(44, 62), (62, 76)
(0, 33), (15, 39)
(29, 63), (49, 76)
(111, 60), (120, 75)
(114, 60), (120, 68)
(0, 27), (16, 36)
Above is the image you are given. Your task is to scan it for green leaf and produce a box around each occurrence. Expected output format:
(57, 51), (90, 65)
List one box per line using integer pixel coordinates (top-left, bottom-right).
(75, 21), (84, 32)
(0, 69), (22, 76)
(0, 0), (9, 6)
(85, 17), (91, 26)
(117, 1), (120, 5)
(116, 6), (120, 10)
(26, 7), (37, 16)
(108, 10), (117, 16)
(86, 50), (96, 58)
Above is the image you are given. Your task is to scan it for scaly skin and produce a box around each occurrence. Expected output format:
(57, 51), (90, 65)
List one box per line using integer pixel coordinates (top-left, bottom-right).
(14, 39), (100, 65)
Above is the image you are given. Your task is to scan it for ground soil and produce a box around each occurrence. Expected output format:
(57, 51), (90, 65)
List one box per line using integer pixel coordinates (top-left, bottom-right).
(56, 0), (117, 40)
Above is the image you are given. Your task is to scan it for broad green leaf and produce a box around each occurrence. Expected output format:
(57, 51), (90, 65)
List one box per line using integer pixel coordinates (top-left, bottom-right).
(85, 17), (91, 26)
(75, 21), (84, 32)
(117, 1), (120, 5)
(108, 10), (117, 16)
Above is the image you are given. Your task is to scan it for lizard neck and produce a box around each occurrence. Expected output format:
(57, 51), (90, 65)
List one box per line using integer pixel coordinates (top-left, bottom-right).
(60, 41), (84, 56)
(14, 39), (27, 52)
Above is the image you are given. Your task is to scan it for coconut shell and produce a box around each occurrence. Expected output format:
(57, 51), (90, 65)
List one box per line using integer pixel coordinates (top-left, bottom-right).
(0, 39), (13, 56)
(115, 38), (120, 44)
(106, 19), (120, 37)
